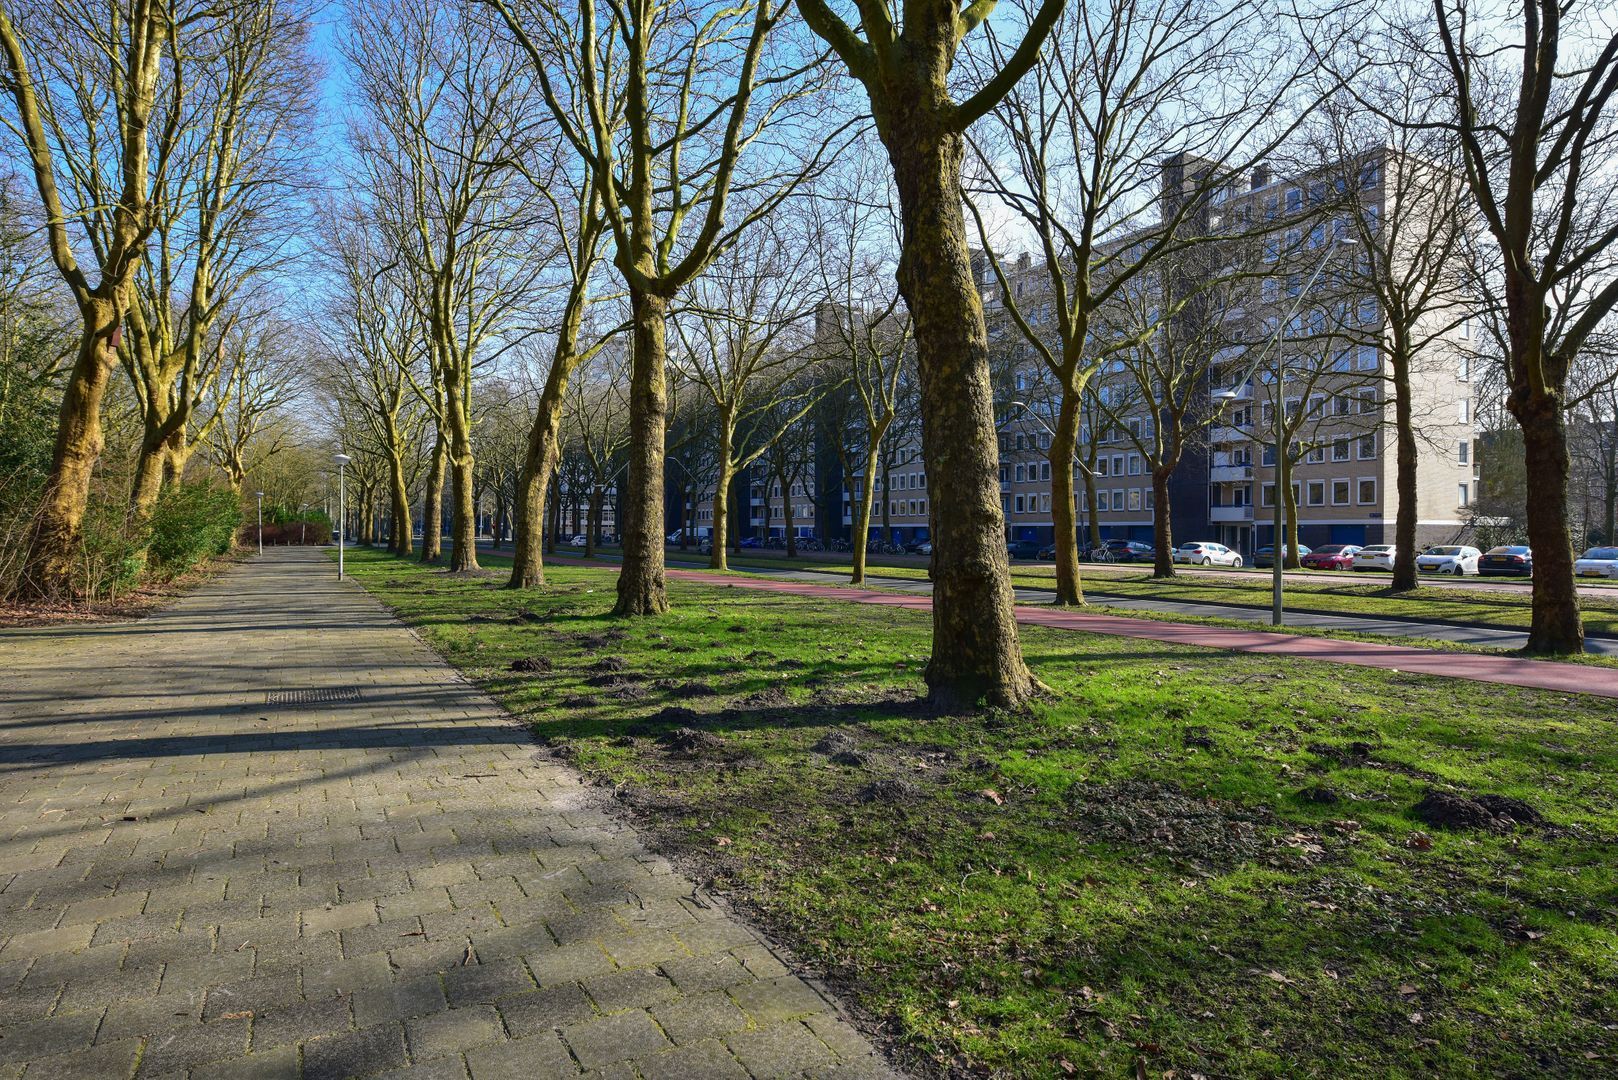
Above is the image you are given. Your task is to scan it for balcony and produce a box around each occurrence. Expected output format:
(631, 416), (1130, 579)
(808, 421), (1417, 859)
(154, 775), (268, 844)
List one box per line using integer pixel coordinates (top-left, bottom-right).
(1209, 426), (1250, 445)
(1215, 381), (1254, 401)
(1209, 505), (1254, 522)
(1209, 464), (1253, 483)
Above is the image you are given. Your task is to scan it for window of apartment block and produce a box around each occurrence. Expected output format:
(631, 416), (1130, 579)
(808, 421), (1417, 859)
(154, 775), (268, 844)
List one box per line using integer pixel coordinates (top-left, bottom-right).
(1357, 346), (1378, 370)
(1261, 482), (1276, 507)
(1113, 488), (1124, 510)
(1332, 479), (1350, 505)
(1358, 388), (1378, 413)
(1098, 491), (1110, 511)
(1357, 433), (1375, 458)
(1128, 489), (1142, 511)
(1095, 458), (1108, 477)
(1458, 441), (1469, 465)
(998, 466), (1008, 483)
(1262, 443), (1277, 467)
(1357, 478), (1376, 504)
(1014, 464), (1025, 483)
(1013, 495), (1024, 513)
(1359, 160), (1380, 188)
(1040, 494), (1050, 513)
(1286, 187), (1303, 211)
(1306, 446), (1324, 464)
(1458, 483), (1470, 507)
(1358, 297), (1378, 324)
(920, 473), (927, 488)
(1458, 398), (1471, 424)
(920, 500), (927, 515)
(1112, 455), (1125, 476)
(909, 500), (918, 515)
(1334, 394), (1353, 416)
(1307, 395), (1325, 418)
(1128, 454), (1141, 475)
(1333, 438), (1351, 462)
(1303, 480), (1323, 506)
(1458, 352), (1471, 379)
(1039, 433), (1051, 450)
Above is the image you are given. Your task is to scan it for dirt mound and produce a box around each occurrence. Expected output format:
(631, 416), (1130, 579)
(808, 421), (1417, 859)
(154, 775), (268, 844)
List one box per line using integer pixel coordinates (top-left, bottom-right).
(513, 609), (546, 624)
(608, 683), (648, 701)
(1412, 790), (1545, 831)
(660, 727), (726, 753)
(737, 685), (790, 710)
(591, 655), (628, 672)
(650, 679), (717, 698)
(508, 656), (552, 673)
(743, 649), (775, 662)
(584, 672), (630, 687)
(854, 777), (920, 804)
(812, 730), (868, 766)
(1069, 780), (1313, 868)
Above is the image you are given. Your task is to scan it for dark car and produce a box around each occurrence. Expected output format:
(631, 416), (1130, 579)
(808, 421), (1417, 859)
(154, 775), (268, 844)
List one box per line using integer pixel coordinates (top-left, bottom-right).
(1093, 539), (1154, 563)
(1007, 540), (1042, 560)
(1479, 545), (1533, 577)
(739, 536), (762, 548)
(1253, 543), (1312, 568)
(1037, 543), (1058, 560)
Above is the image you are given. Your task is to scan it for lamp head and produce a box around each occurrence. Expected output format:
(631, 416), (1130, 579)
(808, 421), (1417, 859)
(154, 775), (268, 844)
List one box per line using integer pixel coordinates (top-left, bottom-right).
(333, 453), (352, 467)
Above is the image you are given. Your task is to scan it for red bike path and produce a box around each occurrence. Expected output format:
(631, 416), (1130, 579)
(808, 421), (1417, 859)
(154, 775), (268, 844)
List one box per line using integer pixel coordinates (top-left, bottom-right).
(652, 565), (1618, 701)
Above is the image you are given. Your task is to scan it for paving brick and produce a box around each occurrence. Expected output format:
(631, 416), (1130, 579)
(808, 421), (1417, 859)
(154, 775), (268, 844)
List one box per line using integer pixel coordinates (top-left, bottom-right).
(637, 1038), (752, 1080)
(443, 958), (535, 1006)
(580, 968), (677, 1014)
(464, 1033), (579, 1079)
(188, 1045), (300, 1080)
(651, 991), (750, 1045)
(405, 1005), (505, 1058)
(301, 1023), (409, 1080)
(495, 984), (596, 1039)
(136, 1017), (251, 1076)
(250, 996), (353, 1048)
(726, 1021), (839, 1078)
(560, 1010), (670, 1069)
(729, 974), (831, 1026)
(0, 924), (96, 961)
(0, 1011), (104, 1065)
(15, 1037), (139, 1080)
(353, 975), (449, 1027)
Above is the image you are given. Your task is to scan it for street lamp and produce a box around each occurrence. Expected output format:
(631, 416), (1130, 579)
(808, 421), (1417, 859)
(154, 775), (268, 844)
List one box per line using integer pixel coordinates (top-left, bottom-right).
(255, 491), (264, 555)
(1215, 234), (1357, 626)
(333, 453), (352, 579)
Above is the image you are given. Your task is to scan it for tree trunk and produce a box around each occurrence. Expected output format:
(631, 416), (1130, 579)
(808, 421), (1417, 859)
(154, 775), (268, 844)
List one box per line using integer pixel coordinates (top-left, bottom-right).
(389, 452), (412, 558)
(509, 384), (567, 588)
(1151, 467), (1175, 578)
(420, 429), (446, 563)
(710, 453), (733, 571)
(1082, 460), (1101, 551)
(1048, 398), (1083, 604)
(1280, 447), (1302, 570)
(17, 306), (119, 599)
(1513, 393), (1583, 653)
(880, 112), (1032, 709)
(1390, 351), (1419, 591)
(783, 473), (797, 558)
(586, 487), (604, 558)
(546, 475), (560, 555)
(615, 287), (670, 615)
(448, 449), (479, 572)
(851, 446), (880, 584)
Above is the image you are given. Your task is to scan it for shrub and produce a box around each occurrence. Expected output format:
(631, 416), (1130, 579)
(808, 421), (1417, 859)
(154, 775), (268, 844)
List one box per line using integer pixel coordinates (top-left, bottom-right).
(249, 519), (332, 546)
(147, 484), (243, 578)
(77, 500), (148, 600)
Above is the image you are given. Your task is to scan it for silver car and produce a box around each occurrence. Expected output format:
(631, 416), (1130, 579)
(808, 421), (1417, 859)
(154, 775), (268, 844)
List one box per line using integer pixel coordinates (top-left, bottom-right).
(1416, 545), (1481, 575)
(1173, 541), (1243, 567)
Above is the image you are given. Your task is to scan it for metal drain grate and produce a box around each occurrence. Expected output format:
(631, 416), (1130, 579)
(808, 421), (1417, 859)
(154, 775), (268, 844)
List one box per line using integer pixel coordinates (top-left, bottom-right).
(265, 687), (363, 705)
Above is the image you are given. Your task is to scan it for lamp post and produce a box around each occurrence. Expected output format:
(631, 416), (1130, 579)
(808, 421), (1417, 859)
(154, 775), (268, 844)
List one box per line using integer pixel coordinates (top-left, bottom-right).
(1215, 235), (1357, 626)
(333, 453), (352, 579)
(255, 491), (264, 555)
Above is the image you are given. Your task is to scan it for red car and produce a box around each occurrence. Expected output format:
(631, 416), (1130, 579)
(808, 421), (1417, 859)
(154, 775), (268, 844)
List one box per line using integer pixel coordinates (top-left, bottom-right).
(1300, 543), (1362, 570)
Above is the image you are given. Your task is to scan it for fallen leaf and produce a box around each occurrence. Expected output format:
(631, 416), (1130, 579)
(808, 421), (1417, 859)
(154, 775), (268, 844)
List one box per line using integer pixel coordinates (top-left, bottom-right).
(1406, 831), (1433, 851)
(219, 1011), (253, 1020)
(714, 836), (732, 847)
(1398, 984), (1418, 996)
(980, 788), (1005, 805)
(1059, 1060), (1076, 1076)
(1265, 970), (1292, 985)
(1409, 1012), (1423, 1024)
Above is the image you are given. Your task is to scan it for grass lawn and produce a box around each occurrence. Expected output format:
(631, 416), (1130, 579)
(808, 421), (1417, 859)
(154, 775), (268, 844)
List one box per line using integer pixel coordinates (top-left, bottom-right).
(348, 548), (1618, 1078)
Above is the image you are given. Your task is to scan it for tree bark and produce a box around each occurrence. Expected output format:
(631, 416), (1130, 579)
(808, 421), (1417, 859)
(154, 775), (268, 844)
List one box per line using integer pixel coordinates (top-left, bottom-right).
(389, 452), (413, 558)
(420, 428), (446, 563)
(1048, 397), (1083, 604)
(18, 306), (119, 599)
(1513, 392), (1584, 653)
(586, 487), (604, 558)
(880, 110), (1032, 709)
(1390, 349), (1419, 591)
(782, 470), (797, 558)
(448, 451), (478, 571)
(1280, 448), (1301, 570)
(614, 287), (670, 615)
(508, 378), (568, 588)
(1151, 467), (1175, 578)
(710, 426), (734, 571)
(850, 444), (881, 585)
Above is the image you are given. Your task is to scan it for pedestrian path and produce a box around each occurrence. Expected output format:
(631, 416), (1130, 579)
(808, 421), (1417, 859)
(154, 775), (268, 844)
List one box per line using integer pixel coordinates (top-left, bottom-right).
(660, 567), (1618, 700)
(0, 548), (897, 1080)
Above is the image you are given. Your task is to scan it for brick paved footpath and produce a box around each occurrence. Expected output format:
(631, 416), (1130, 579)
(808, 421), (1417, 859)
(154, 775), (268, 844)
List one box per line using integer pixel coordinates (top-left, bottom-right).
(0, 548), (898, 1080)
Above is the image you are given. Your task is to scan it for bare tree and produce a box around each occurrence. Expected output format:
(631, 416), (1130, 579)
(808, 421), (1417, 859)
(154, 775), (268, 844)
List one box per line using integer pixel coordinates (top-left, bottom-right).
(204, 308), (301, 492)
(344, 0), (544, 573)
(484, 0), (842, 615)
(565, 360), (631, 557)
(0, 0), (237, 596)
(1433, 0), (1618, 653)
(796, 0), (1065, 708)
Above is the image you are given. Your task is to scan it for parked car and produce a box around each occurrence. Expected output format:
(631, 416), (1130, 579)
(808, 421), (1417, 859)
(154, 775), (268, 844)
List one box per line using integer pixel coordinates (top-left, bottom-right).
(567, 534), (587, 546)
(1090, 539), (1154, 563)
(1007, 540), (1042, 560)
(1416, 544), (1482, 576)
(912, 541), (933, 555)
(1300, 544), (1362, 571)
(666, 530), (685, 543)
(1173, 541), (1243, 567)
(1574, 545), (1618, 577)
(1351, 544), (1396, 571)
(1253, 544), (1311, 568)
(1479, 545), (1533, 577)
(738, 536), (762, 549)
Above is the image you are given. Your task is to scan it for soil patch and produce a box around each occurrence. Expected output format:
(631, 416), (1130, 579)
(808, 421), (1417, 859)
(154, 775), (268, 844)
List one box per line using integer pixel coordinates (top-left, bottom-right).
(509, 656), (553, 673)
(1069, 779), (1331, 869)
(1412, 789), (1546, 831)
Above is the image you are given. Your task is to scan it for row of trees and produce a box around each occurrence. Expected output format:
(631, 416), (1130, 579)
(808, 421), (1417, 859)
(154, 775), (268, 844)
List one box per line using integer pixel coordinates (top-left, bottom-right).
(6, 0), (1618, 696)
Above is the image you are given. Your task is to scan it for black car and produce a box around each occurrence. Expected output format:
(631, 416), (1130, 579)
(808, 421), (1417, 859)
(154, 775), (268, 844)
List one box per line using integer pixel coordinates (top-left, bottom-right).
(1037, 543), (1058, 560)
(1007, 540), (1042, 560)
(1093, 539), (1154, 563)
(1479, 545), (1533, 577)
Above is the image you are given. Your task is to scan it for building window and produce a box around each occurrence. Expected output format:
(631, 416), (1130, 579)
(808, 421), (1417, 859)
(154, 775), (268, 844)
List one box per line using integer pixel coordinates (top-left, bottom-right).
(1128, 454), (1141, 476)
(1098, 490), (1110, 511)
(1332, 479), (1350, 505)
(1357, 478), (1377, 505)
(1262, 444), (1277, 467)
(1128, 489), (1142, 511)
(1458, 441), (1469, 465)
(1458, 483), (1470, 507)
(1040, 494), (1050, 513)
(1306, 446), (1324, 464)
(1334, 394), (1353, 416)
(1013, 495), (1024, 513)
(1358, 433), (1377, 459)
(919, 499), (927, 515)
(1357, 345), (1378, 370)
(1261, 482), (1276, 508)
(1307, 480), (1325, 506)
(1040, 462), (1051, 481)
(1113, 489), (1124, 511)
(1112, 455), (1125, 476)
(1458, 398), (1471, 424)
(1333, 439), (1351, 462)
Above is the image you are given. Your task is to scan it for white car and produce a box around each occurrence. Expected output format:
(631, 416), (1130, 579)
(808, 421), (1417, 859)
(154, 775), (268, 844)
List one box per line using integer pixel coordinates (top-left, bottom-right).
(1173, 541), (1243, 567)
(1352, 544), (1396, 571)
(1416, 545), (1481, 576)
(568, 534), (587, 546)
(1574, 546), (1618, 578)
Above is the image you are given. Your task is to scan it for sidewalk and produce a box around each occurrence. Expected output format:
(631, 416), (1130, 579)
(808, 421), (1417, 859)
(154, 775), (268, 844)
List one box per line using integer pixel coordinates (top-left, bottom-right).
(0, 548), (897, 1080)
(661, 567), (1618, 700)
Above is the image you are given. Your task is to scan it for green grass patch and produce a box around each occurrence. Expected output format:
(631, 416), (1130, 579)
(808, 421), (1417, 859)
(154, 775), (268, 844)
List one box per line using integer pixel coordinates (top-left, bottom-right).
(345, 548), (1618, 1078)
